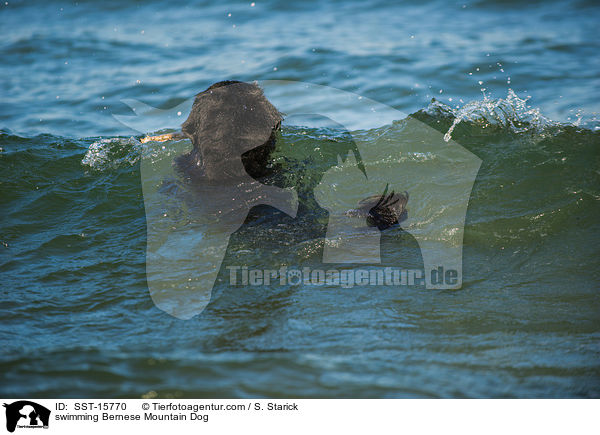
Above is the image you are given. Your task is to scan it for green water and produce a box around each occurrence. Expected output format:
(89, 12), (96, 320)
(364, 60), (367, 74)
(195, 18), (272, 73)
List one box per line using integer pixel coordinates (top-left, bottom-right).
(2, 101), (599, 397)
(1, 0), (599, 398)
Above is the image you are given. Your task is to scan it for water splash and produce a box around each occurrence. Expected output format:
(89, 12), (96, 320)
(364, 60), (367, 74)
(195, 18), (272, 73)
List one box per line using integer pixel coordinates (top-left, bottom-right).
(433, 89), (556, 142)
(82, 137), (142, 170)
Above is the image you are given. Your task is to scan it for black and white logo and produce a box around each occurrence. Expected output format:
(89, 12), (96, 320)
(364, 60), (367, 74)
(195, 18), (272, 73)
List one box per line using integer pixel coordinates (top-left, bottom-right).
(3, 401), (50, 433)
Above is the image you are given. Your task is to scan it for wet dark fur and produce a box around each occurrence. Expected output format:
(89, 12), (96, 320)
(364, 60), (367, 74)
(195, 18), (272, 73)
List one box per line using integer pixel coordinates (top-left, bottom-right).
(348, 184), (409, 230)
(175, 81), (408, 231)
(177, 80), (282, 182)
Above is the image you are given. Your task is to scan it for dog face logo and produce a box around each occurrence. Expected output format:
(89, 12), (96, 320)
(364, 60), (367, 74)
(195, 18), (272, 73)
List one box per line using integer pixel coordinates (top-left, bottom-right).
(3, 401), (50, 433)
(114, 80), (481, 319)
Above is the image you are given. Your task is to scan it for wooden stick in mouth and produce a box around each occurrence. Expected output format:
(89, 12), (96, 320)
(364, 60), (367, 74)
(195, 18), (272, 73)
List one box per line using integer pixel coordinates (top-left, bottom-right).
(140, 131), (187, 144)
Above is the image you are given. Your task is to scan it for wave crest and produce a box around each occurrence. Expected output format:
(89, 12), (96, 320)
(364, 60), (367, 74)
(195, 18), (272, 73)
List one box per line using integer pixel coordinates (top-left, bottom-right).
(425, 89), (557, 142)
(81, 137), (142, 170)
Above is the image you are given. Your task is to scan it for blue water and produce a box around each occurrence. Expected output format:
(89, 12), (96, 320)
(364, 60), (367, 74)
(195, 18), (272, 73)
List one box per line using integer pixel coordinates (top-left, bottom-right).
(1, 0), (599, 398)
